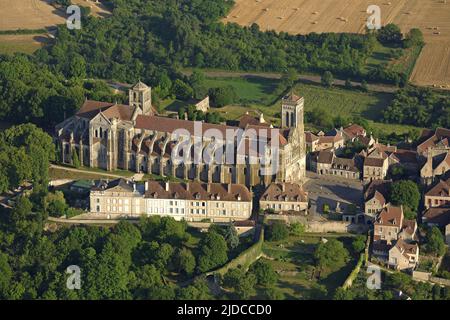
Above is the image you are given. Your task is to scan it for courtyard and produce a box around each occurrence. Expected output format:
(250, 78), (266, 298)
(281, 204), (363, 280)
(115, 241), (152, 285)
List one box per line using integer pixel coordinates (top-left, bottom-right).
(304, 171), (364, 219)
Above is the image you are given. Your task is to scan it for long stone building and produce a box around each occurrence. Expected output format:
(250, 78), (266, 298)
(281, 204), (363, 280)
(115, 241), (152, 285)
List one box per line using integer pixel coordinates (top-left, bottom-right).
(56, 82), (306, 187)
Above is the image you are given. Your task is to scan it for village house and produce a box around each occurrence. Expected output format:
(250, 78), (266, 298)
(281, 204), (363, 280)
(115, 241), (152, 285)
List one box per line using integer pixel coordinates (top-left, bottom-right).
(342, 124), (367, 141)
(388, 149), (419, 177)
(309, 150), (360, 179)
(420, 148), (450, 185)
(260, 182), (308, 214)
(364, 179), (391, 221)
(305, 131), (319, 152)
(90, 178), (253, 222)
(422, 206), (450, 228)
(363, 148), (389, 182)
(315, 131), (345, 151)
(388, 239), (420, 271)
(424, 178), (450, 209)
(372, 204), (418, 271)
(417, 127), (450, 157)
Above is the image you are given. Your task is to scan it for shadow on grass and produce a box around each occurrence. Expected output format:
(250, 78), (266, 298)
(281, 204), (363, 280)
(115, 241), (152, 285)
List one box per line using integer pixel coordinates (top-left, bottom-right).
(360, 92), (394, 121)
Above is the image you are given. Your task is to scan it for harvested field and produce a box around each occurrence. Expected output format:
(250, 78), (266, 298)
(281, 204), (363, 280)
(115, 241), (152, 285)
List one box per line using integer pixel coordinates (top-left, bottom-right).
(0, 34), (48, 54)
(0, 0), (65, 31)
(225, 0), (450, 88)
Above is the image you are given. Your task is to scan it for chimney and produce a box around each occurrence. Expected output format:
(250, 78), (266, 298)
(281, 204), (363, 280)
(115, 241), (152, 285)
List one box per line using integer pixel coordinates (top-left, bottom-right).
(207, 183), (211, 193)
(186, 182), (190, 192)
(228, 184), (232, 193)
(281, 183), (286, 192)
(145, 181), (149, 191)
(184, 112), (188, 121)
(165, 181), (169, 192)
(133, 183), (136, 192)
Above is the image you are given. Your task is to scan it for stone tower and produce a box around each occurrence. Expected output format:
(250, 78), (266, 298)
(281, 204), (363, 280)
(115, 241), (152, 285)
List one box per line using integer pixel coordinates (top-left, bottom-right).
(281, 91), (304, 130)
(129, 81), (152, 115)
(281, 91), (306, 183)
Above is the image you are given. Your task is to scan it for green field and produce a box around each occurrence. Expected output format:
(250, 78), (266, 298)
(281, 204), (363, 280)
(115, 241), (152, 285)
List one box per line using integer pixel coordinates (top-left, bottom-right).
(160, 74), (420, 137)
(204, 76), (282, 106)
(260, 234), (358, 299)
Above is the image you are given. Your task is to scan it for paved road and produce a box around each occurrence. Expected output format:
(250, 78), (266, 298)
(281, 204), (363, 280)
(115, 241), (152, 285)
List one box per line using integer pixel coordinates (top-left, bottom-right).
(304, 171), (363, 216)
(182, 69), (398, 94)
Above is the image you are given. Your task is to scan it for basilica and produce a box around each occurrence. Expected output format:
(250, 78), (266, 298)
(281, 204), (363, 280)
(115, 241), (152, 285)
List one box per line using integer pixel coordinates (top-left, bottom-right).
(55, 81), (306, 187)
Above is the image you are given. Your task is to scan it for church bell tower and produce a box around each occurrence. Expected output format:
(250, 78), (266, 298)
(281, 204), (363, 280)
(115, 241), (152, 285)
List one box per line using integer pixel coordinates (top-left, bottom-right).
(129, 81), (152, 115)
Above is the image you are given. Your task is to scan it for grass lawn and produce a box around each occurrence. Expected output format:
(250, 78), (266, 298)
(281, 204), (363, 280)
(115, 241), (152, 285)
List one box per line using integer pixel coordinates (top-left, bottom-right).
(204, 76), (282, 106)
(49, 165), (134, 181)
(260, 234), (358, 299)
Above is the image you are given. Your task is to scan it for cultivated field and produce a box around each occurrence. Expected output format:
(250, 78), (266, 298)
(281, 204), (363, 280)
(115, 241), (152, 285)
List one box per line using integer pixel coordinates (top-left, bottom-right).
(0, 34), (47, 55)
(224, 0), (450, 88)
(0, 0), (64, 31)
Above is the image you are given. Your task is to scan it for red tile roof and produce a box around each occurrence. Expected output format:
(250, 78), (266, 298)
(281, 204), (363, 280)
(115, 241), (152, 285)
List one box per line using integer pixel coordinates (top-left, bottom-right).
(261, 183), (308, 202)
(76, 100), (135, 121)
(145, 181), (252, 202)
(135, 115), (289, 146)
(422, 207), (450, 227)
(375, 204), (403, 226)
(343, 124), (365, 138)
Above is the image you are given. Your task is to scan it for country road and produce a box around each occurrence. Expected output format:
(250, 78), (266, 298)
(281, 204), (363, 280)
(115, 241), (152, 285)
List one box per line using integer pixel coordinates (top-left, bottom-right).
(181, 69), (398, 94)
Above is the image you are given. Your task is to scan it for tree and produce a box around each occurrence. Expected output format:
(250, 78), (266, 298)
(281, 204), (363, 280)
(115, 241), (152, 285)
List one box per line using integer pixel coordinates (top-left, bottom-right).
(377, 23), (403, 45)
(172, 79), (193, 100)
(249, 260), (278, 287)
(289, 222), (305, 236)
(0, 252), (12, 298)
(265, 287), (284, 300)
(177, 278), (212, 300)
(209, 86), (237, 107)
(266, 221), (289, 242)
(314, 239), (349, 272)
(197, 231), (228, 273)
(345, 79), (352, 89)
(360, 80), (369, 92)
(72, 148), (81, 168)
(333, 287), (354, 300)
(224, 224), (239, 250)
(352, 235), (366, 253)
(223, 268), (244, 288)
(321, 71), (334, 88)
(390, 180), (420, 215)
(44, 191), (68, 217)
(235, 273), (257, 299)
(403, 28), (424, 48)
(426, 227), (446, 257)
(174, 247), (196, 276)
